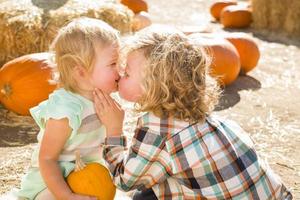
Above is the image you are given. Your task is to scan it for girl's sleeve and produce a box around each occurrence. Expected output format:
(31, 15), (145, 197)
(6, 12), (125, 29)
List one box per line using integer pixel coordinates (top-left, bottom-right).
(29, 91), (82, 139)
(103, 117), (173, 191)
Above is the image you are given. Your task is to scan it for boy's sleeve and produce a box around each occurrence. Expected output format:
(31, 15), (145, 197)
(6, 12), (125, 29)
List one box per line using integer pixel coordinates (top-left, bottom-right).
(103, 121), (173, 191)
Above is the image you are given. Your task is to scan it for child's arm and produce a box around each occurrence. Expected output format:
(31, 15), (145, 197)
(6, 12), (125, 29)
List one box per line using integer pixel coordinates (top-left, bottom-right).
(39, 118), (97, 200)
(103, 128), (172, 191)
(94, 90), (172, 191)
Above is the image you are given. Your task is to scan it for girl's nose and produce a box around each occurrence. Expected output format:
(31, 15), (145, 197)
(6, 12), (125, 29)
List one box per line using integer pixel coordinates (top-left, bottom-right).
(115, 69), (121, 81)
(116, 73), (121, 81)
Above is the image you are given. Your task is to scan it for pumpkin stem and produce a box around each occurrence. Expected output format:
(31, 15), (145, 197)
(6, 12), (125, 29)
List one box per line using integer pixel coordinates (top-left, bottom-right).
(75, 150), (86, 172)
(0, 83), (12, 97)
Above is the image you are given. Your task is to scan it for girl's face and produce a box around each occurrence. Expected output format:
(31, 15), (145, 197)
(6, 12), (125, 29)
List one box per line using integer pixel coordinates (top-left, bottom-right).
(118, 50), (145, 102)
(90, 44), (120, 94)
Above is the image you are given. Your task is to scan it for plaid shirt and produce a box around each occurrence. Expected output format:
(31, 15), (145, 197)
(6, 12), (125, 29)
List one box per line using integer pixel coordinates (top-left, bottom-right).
(103, 112), (292, 200)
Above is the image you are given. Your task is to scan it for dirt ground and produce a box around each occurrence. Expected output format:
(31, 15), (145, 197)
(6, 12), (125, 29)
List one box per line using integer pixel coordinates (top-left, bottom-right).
(1, 0), (300, 198)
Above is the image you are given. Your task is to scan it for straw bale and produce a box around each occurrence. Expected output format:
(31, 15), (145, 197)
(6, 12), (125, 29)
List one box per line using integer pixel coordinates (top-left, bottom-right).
(251, 0), (300, 38)
(284, 0), (300, 36)
(251, 0), (268, 29)
(0, 0), (133, 67)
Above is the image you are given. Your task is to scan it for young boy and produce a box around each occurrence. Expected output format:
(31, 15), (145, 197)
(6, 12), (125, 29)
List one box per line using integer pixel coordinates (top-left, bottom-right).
(94, 27), (293, 200)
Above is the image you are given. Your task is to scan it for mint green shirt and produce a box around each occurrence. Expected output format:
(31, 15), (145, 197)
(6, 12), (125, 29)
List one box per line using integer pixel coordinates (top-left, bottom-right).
(17, 88), (106, 200)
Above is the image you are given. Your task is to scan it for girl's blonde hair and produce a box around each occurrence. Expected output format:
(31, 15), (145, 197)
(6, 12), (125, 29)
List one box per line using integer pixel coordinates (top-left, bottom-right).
(124, 26), (220, 123)
(50, 17), (119, 92)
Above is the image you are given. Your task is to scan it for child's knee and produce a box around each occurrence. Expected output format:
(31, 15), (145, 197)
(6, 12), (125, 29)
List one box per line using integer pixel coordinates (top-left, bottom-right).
(34, 189), (56, 200)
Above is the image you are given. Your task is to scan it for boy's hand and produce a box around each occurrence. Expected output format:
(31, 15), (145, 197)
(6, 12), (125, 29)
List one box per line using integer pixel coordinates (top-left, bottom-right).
(93, 88), (124, 136)
(66, 193), (97, 200)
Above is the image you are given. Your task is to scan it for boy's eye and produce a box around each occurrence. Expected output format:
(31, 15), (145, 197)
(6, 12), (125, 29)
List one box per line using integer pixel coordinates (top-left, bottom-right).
(124, 71), (129, 77)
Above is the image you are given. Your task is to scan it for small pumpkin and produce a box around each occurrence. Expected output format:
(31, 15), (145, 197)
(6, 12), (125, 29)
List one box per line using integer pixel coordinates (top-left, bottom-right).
(223, 33), (260, 73)
(132, 11), (152, 31)
(189, 33), (241, 86)
(121, 0), (148, 14)
(0, 53), (57, 115)
(210, 1), (237, 20)
(220, 4), (252, 28)
(67, 151), (116, 200)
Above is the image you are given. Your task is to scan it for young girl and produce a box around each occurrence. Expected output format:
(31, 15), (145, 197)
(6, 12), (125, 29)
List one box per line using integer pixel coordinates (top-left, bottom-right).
(17, 17), (120, 200)
(94, 27), (293, 199)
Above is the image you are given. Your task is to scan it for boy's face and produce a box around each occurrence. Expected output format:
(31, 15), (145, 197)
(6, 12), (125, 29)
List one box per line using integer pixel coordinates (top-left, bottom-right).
(118, 50), (145, 102)
(90, 44), (120, 94)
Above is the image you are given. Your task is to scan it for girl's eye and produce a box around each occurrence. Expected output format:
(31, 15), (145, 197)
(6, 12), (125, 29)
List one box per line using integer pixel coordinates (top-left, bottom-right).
(110, 63), (116, 67)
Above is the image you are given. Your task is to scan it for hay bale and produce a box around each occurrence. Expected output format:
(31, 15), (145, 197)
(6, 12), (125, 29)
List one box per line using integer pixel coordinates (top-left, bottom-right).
(284, 0), (300, 35)
(0, 0), (134, 67)
(251, 0), (269, 29)
(251, 0), (300, 38)
(0, 1), (44, 66)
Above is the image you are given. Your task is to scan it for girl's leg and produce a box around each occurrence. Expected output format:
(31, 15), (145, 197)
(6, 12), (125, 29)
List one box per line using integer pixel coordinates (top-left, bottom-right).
(34, 189), (56, 200)
(132, 188), (158, 200)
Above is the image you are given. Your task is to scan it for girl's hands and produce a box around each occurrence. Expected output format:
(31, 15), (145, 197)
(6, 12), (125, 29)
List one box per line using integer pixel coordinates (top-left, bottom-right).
(93, 89), (124, 136)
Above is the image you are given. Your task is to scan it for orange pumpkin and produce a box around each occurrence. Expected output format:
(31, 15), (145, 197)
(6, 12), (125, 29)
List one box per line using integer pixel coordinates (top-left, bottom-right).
(121, 0), (148, 14)
(223, 33), (260, 73)
(67, 151), (116, 200)
(0, 53), (57, 115)
(132, 11), (152, 31)
(220, 5), (252, 28)
(210, 1), (237, 20)
(189, 34), (241, 86)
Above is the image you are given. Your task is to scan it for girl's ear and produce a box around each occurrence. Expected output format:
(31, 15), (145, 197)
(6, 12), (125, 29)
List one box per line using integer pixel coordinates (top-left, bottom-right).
(73, 65), (88, 78)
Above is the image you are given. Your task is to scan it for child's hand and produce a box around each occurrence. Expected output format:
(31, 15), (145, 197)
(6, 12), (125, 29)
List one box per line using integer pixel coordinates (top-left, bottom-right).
(94, 88), (124, 136)
(67, 193), (97, 200)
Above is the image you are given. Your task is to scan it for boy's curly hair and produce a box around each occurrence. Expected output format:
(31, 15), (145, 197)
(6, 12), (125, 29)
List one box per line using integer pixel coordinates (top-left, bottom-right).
(124, 25), (220, 123)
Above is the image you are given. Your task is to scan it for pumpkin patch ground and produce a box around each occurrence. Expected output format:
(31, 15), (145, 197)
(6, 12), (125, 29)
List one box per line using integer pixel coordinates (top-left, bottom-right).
(1, 0), (300, 198)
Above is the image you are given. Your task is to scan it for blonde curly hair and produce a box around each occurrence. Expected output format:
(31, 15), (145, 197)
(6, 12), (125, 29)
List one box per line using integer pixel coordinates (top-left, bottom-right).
(124, 26), (220, 123)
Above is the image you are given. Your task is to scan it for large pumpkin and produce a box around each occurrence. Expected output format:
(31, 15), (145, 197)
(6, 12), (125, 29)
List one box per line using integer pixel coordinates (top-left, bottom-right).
(220, 5), (252, 28)
(189, 34), (241, 86)
(210, 1), (237, 20)
(121, 0), (148, 14)
(0, 53), (57, 115)
(67, 151), (116, 200)
(223, 33), (260, 73)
